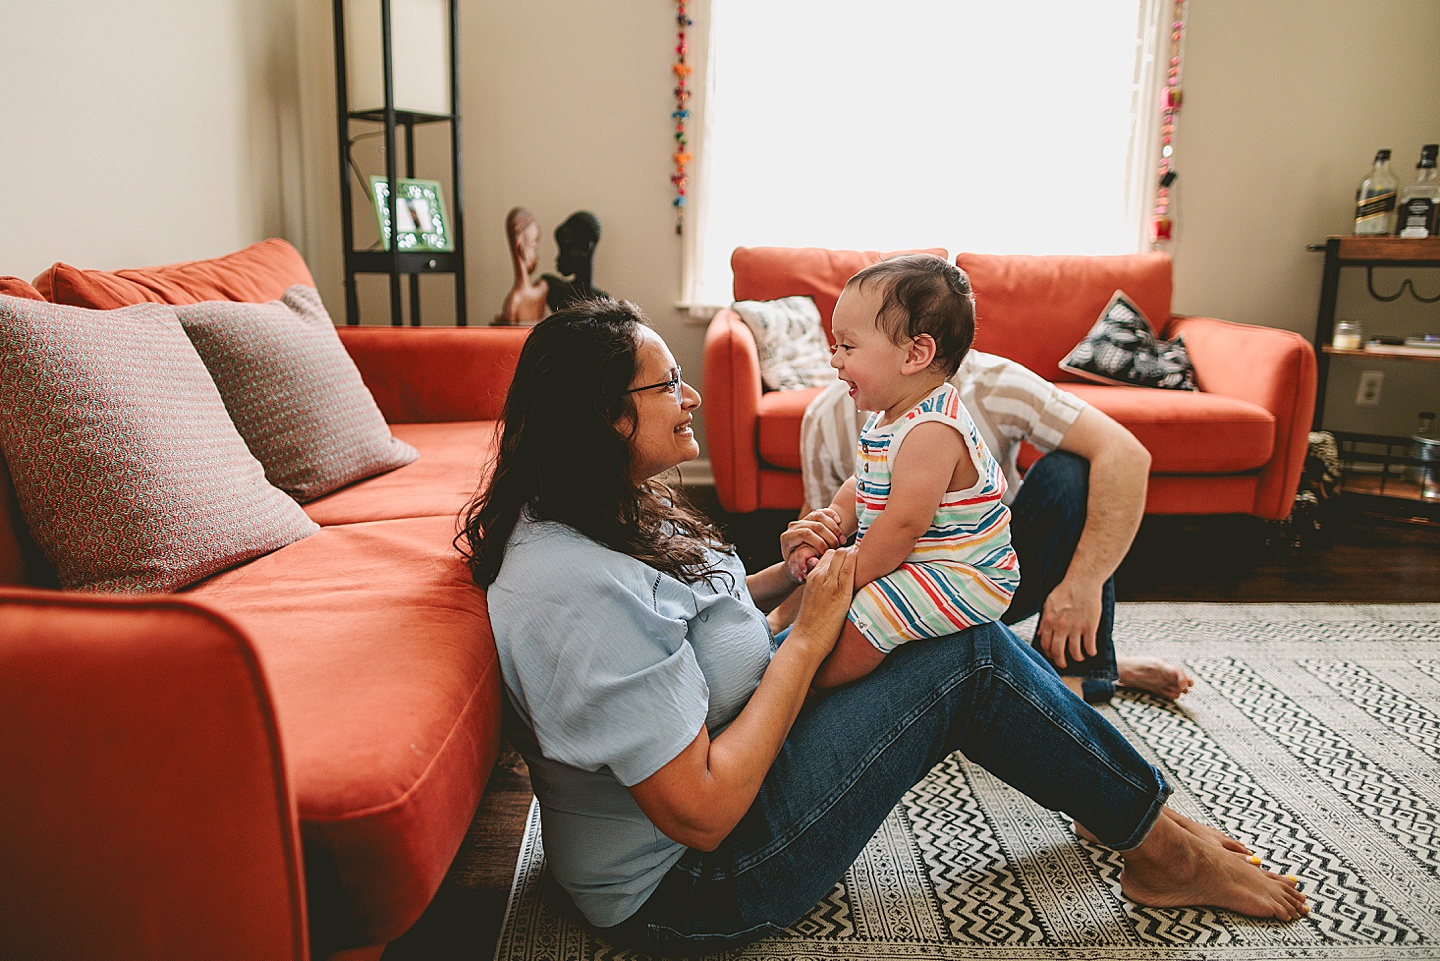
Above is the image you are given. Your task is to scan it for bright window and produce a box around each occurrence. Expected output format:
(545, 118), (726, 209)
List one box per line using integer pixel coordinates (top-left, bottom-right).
(685, 0), (1169, 307)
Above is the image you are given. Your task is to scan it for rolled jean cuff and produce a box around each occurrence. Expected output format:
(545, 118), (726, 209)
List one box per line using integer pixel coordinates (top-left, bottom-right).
(1105, 770), (1172, 852)
(1081, 678), (1116, 703)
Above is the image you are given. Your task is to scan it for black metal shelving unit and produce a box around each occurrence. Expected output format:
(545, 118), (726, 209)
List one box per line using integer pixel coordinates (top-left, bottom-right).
(332, 0), (468, 326)
(1308, 236), (1440, 524)
(1328, 431), (1440, 524)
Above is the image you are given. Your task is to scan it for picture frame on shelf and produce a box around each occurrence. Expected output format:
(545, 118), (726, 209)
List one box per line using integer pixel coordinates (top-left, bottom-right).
(369, 177), (454, 252)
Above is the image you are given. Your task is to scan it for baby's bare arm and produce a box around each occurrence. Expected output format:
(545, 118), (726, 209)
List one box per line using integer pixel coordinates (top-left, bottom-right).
(854, 423), (970, 589)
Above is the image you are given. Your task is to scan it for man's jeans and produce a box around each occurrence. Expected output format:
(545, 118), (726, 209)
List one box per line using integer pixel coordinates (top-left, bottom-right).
(604, 620), (1169, 956)
(1003, 450), (1119, 702)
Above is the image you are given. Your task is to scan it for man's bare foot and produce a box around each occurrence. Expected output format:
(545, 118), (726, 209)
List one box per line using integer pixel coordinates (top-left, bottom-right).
(1120, 810), (1308, 920)
(1118, 656), (1194, 700)
(1075, 808), (1250, 856)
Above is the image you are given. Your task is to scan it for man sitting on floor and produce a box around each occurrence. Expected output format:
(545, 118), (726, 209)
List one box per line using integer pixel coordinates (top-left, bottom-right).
(797, 349), (1193, 702)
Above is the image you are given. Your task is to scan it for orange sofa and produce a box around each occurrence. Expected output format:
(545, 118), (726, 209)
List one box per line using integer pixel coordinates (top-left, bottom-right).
(0, 241), (525, 960)
(703, 246), (1317, 519)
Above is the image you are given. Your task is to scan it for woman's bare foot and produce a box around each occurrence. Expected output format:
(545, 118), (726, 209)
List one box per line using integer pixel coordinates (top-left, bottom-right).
(1075, 808), (1250, 856)
(1119, 810), (1308, 920)
(1160, 807), (1252, 855)
(1117, 656), (1194, 700)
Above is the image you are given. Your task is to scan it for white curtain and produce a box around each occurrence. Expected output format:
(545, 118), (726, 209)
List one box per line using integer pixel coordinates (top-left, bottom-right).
(682, 0), (1172, 310)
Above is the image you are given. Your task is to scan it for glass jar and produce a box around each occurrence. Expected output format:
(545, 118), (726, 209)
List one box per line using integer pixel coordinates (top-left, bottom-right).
(1332, 319), (1363, 351)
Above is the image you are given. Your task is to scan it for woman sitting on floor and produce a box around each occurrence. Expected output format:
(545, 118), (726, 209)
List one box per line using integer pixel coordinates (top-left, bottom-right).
(457, 298), (1307, 956)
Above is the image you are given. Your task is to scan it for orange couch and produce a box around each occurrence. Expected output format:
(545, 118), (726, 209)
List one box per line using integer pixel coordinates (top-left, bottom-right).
(703, 246), (1317, 519)
(0, 241), (525, 961)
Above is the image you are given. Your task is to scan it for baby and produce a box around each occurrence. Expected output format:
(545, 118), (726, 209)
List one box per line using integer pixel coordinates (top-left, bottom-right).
(787, 255), (1018, 687)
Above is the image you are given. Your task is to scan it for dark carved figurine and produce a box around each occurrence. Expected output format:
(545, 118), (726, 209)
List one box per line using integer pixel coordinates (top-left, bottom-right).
(497, 207), (550, 325)
(542, 210), (607, 312)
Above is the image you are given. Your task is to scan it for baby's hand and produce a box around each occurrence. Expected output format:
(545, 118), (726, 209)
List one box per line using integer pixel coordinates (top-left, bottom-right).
(781, 507), (845, 583)
(787, 544), (821, 583)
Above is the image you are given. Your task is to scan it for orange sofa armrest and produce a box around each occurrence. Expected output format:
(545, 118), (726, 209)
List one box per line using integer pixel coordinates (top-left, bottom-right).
(0, 588), (307, 960)
(337, 325), (530, 424)
(1165, 315), (1317, 520)
(703, 308), (764, 513)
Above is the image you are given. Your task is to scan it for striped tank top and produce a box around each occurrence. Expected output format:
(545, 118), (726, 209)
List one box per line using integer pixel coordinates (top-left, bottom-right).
(848, 382), (1020, 652)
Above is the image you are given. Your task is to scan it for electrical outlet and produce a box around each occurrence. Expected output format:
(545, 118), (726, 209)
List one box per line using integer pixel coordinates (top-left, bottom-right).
(1356, 370), (1384, 406)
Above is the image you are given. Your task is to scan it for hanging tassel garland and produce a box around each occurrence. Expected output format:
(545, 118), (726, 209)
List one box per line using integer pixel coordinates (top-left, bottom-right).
(671, 1), (693, 234)
(1154, 0), (1186, 246)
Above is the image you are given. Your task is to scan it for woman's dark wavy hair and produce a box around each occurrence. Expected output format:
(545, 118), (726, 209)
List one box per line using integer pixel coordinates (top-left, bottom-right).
(457, 297), (731, 588)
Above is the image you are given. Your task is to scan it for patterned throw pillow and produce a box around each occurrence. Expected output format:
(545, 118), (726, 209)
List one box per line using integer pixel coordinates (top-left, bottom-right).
(1058, 290), (1197, 390)
(175, 286), (418, 502)
(731, 296), (836, 391)
(0, 295), (318, 592)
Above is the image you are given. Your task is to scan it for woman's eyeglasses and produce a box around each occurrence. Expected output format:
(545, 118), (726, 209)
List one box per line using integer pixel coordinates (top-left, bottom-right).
(626, 366), (683, 404)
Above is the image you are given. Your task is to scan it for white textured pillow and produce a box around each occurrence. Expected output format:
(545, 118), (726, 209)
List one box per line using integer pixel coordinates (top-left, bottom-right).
(730, 296), (835, 391)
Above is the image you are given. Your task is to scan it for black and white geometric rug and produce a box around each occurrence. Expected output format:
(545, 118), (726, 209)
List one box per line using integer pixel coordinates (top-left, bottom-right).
(493, 603), (1440, 960)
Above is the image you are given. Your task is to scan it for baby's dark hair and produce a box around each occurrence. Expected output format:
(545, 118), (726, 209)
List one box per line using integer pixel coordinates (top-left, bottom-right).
(847, 254), (975, 376)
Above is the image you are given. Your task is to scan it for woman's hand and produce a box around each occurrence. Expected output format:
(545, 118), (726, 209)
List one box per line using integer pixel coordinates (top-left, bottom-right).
(781, 507), (845, 583)
(788, 546), (857, 660)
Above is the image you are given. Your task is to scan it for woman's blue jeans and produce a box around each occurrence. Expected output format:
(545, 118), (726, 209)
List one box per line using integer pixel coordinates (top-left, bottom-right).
(1003, 450), (1119, 702)
(602, 620), (1170, 956)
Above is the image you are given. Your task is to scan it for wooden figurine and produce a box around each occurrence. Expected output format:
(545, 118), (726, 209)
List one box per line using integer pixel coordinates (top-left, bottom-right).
(497, 206), (550, 325)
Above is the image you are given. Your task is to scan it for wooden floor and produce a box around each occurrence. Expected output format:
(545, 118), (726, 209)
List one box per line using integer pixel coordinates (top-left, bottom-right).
(380, 497), (1440, 961)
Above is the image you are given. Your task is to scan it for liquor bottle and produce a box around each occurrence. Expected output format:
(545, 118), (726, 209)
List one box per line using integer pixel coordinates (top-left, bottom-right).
(1396, 144), (1439, 238)
(1354, 149), (1398, 235)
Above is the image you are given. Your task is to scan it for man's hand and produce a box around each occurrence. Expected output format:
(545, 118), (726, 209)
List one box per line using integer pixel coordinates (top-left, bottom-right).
(1036, 577), (1103, 669)
(781, 507), (844, 582)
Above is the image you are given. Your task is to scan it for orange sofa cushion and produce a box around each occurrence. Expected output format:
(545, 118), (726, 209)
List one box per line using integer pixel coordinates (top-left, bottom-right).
(34, 238), (315, 308)
(1062, 383), (1274, 473)
(731, 246), (950, 341)
(302, 420), (496, 527)
(757, 387), (825, 470)
(755, 382), (1273, 480)
(957, 251), (1173, 383)
(186, 514), (501, 947)
(0, 276), (44, 300)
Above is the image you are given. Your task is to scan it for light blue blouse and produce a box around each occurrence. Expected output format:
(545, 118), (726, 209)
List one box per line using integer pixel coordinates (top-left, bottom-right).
(487, 514), (774, 928)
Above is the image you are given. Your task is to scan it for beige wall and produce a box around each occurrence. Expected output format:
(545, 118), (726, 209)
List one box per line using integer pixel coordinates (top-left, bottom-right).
(291, 0), (700, 364)
(0, 0), (306, 280)
(1175, 0), (1440, 435)
(5, 0), (1437, 446)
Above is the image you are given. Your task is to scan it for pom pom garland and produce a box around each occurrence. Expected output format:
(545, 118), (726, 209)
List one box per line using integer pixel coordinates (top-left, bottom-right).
(1153, 0), (1186, 246)
(671, 1), (694, 233)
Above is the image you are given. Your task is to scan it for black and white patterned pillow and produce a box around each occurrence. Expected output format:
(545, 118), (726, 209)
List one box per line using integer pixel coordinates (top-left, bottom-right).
(730, 296), (835, 391)
(1059, 290), (1197, 390)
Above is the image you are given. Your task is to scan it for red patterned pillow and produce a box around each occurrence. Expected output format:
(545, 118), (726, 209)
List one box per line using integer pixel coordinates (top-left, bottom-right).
(174, 287), (418, 502)
(0, 294), (318, 592)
